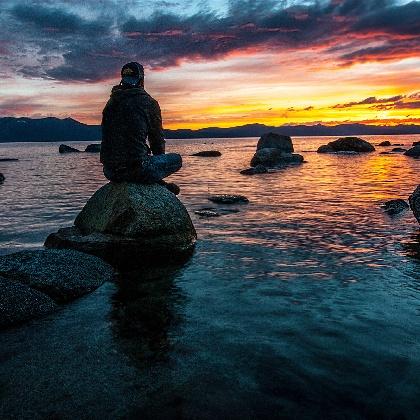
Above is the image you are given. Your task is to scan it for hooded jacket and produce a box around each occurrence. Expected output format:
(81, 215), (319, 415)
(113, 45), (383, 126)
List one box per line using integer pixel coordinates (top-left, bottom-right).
(100, 85), (165, 172)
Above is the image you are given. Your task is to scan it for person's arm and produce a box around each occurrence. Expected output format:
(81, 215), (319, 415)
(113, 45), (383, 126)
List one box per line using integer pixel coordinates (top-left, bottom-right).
(148, 99), (166, 155)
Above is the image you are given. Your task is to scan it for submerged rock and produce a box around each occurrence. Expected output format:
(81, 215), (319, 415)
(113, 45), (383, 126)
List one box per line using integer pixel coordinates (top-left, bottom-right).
(45, 183), (197, 266)
(195, 210), (221, 217)
(382, 199), (409, 215)
(317, 137), (375, 153)
(251, 148), (304, 167)
(59, 144), (80, 153)
(0, 173), (4, 184)
(256, 133), (294, 153)
(409, 185), (420, 224)
(378, 141), (391, 146)
(0, 249), (113, 303)
(0, 276), (57, 329)
(208, 195), (249, 204)
(404, 146), (420, 157)
(240, 165), (268, 175)
(391, 148), (406, 153)
(0, 158), (18, 162)
(85, 143), (101, 153)
(191, 150), (221, 157)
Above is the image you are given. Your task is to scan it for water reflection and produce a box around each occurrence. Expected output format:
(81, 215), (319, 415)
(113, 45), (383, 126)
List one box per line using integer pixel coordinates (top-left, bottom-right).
(110, 263), (188, 366)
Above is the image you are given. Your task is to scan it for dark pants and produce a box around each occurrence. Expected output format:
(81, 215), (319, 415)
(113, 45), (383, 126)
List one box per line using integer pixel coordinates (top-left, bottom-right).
(103, 153), (182, 183)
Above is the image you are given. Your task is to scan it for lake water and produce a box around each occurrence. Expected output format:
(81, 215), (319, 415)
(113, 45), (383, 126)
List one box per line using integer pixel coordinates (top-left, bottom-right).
(1, 135), (420, 419)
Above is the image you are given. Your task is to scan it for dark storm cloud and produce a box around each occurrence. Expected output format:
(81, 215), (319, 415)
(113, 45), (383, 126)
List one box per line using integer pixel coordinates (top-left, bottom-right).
(1, 0), (419, 82)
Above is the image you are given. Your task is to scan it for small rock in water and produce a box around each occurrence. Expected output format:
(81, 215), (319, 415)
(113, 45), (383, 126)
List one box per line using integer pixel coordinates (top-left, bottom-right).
(382, 199), (409, 215)
(0, 173), (4, 184)
(317, 137), (375, 153)
(0, 249), (113, 303)
(391, 147), (406, 152)
(191, 150), (222, 157)
(409, 185), (420, 224)
(392, 143), (403, 146)
(378, 141), (391, 146)
(85, 143), (101, 153)
(208, 195), (249, 204)
(0, 158), (18, 162)
(59, 144), (81, 153)
(195, 210), (221, 217)
(240, 165), (268, 175)
(0, 276), (57, 329)
(404, 145), (420, 157)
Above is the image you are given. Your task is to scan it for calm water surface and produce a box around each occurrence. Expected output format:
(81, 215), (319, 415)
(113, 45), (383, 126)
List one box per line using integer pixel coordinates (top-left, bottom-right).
(1, 136), (420, 419)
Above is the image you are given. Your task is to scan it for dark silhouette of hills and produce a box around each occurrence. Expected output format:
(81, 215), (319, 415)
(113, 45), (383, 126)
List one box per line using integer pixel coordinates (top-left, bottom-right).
(1, 117), (419, 142)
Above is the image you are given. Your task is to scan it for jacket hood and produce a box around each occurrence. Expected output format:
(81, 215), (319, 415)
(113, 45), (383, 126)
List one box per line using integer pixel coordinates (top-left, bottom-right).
(110, 85), (149, 98)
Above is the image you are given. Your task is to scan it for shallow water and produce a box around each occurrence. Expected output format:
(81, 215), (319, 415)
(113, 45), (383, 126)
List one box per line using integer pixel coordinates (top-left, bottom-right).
(1, 136), (420, 418)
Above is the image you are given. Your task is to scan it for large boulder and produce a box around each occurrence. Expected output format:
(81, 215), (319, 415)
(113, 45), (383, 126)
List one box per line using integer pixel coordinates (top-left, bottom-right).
(0, 249), (113, 303)
(257, 133), (294, 153)
(404, 146), (420, 157)
(317, 137), (375, 153)
(251, 148), (304, 167)
(409, 185), (420, 224)
(45, 183), (197, 267)
(0, 276), (57, 329)
(59, 144), (80, 153)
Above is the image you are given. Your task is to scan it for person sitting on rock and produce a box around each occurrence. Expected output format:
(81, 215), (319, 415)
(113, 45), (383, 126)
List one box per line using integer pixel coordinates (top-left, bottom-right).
(100, 62), (181, 195)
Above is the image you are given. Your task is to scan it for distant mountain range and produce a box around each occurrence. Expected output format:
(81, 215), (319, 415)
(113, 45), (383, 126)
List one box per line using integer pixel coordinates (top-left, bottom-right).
(1, 117), (420, 143)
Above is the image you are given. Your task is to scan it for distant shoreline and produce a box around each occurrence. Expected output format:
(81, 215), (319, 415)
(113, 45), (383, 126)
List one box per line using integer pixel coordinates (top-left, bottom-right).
(1, 116), (420, 143)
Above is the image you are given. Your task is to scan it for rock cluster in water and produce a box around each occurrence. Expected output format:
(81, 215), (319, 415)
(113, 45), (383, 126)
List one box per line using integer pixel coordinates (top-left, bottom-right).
(317, 137), (375, 153)
(45, 182), (197, 267)
(0, 249), (113, 328)
(409, 185), (420, 224)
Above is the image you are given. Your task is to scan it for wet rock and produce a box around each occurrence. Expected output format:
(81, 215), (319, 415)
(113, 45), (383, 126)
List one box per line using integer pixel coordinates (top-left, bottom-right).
(409, 185), (420, 224)
(382, 199), (409, 215)
(0, 275), (57, 329)
(59, 144), (80, 153)
(240, 165), (268, 175)
(45, 183), (197, 267)
(251, 148), (304, 167)
(0, 158), (18, 162)
(208, 195), (249, 204)
(0, 173), (4, 184)
(191, 151), (221, 157)
(378, 141), (391, 146)
(404, 146), (420, 157)
(257, 133), (294, 153)
(392, 143), (403, 146)
(380, 152), (392, 155)
(85, 143), (101, 153)
(317, 137), (375, 153)
(413, 141), (420, 147)
(195, 210), (221, 217)
(0, 249), (113, 303)
(391, 147), (406, 153)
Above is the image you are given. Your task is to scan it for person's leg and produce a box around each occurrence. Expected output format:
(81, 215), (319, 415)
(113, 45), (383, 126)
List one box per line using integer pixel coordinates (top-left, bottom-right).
(139, 153), (182, 183)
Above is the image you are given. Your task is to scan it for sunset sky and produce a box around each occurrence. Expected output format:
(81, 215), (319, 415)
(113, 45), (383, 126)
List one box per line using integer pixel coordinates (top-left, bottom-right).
(0, 0), (419, 129)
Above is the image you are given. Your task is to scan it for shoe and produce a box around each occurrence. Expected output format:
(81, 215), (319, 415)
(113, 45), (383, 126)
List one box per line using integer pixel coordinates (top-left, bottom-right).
(159, 181), (180, 195)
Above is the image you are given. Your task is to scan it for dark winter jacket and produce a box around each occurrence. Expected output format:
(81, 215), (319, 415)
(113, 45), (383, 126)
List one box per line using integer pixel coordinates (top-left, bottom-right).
(100, 85), (165, 174)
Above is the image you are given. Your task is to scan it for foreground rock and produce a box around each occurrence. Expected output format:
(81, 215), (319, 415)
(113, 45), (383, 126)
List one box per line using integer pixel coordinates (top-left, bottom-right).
(191, 150), (221, 157)
(378, 141), (391, 146)
(251, 148), (304, 167)
(382, 199), (409, 215)
(0, 173), (4, 184)
(240, 165), (268, 175)
(59, 144), (81, 153)
(45, 183), (197, 266)
(208, 195), (249, 204)
(0, 276), (57, 329)
(317, 137), (375, 153)
(85, 143), (101, 153)
(404, 145), (420, 157)
(0, 249), (113, 303)
(257, 133), (294, 153)
(409, 185), (420, 224)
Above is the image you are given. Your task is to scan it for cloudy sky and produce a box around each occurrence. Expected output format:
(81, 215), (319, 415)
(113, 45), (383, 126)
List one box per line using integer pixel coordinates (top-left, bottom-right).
(0, 0), (419, 128)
